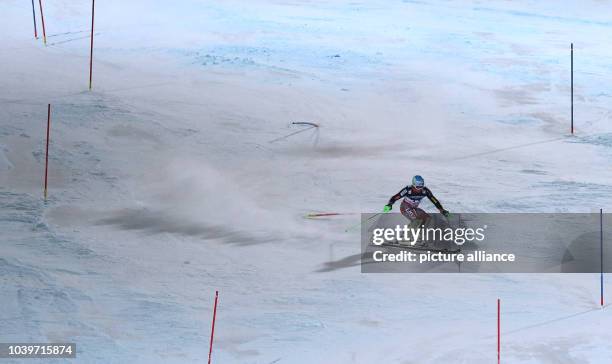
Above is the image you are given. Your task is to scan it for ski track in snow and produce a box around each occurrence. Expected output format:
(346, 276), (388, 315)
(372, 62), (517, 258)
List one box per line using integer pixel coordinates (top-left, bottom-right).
(2, 0), (612, 363)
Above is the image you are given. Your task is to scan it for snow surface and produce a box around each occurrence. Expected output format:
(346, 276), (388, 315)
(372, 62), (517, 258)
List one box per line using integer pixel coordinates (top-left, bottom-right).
(1, 0), (612, 363)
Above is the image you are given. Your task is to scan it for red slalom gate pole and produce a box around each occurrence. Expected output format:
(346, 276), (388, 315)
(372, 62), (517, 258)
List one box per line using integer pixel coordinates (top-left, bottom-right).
(208, 291), (219, 364)
(497, 299), (501, 364)
(38, 0), (47, 45)
(89, 0), (95, 90)
(44, 104), (51, 200)
(31, 0), (38, 39)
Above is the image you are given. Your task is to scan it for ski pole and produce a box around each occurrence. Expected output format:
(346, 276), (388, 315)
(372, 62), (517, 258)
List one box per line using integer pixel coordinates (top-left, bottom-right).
(305, 212), (358, 219)
(441, 212), (454, 228)
(268, 125), (317, 143)
(345, 213), (381, 233)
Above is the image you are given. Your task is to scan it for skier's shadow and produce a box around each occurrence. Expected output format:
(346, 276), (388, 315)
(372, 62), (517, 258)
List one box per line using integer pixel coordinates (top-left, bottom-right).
(316, 252), (375, 272)
(316, 213), (471, 272)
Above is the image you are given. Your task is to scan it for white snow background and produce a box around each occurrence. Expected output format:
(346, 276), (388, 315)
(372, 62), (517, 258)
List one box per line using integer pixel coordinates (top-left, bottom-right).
(1, 0), (612, 363)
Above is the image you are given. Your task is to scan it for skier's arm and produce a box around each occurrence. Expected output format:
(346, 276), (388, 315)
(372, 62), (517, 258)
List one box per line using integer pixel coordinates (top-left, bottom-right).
(425, 188), (446, 212)
(387, 187), (408, 207)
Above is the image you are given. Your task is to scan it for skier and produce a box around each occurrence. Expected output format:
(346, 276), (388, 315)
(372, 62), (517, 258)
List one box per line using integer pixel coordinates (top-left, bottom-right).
(383, 175), (449, 225)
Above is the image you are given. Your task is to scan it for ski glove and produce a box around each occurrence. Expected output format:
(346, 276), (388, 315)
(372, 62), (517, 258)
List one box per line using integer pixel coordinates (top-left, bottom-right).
(383, 205), (392, 213)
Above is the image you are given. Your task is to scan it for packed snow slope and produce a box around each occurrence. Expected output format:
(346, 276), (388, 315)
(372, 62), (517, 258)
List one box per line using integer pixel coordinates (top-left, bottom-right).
(2, 0), (612, 363)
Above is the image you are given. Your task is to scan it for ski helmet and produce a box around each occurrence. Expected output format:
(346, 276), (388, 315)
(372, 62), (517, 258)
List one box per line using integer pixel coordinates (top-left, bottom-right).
(412, 175), (425, 188)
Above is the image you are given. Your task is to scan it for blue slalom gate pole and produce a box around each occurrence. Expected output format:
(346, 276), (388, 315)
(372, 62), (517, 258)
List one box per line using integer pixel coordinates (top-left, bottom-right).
(31, 0), (38, 38)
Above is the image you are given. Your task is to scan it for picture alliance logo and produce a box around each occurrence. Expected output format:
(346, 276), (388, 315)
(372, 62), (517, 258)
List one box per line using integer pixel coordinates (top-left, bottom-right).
(371, 225), (488, 246)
